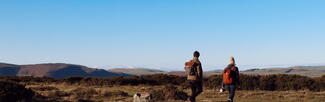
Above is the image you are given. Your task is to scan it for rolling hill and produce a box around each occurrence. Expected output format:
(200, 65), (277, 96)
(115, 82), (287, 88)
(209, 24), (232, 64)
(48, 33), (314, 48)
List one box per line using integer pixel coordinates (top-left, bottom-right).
(241, 66), (325, 77)
(204, 66), (325, 77)
(0, 63), (129, 78)
(1, 62), (324, 78)
(167, 71), (222, 77)
(107, 66), (325, 77)
(107, 68), (165, 75)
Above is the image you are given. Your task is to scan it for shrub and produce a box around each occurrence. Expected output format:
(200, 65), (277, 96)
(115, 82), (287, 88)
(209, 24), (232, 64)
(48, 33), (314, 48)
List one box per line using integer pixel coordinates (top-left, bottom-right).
(31, 86), (59, 91)
(259, 75), (277, 91)
(76, 99), (94, 102)
(150, 84), (188, 101)
(71, 87), (97, 99)
(63, 76), (84, 84)
(47, 90), (70, 101)
(310, 75), (325, 91)
(238, 74), (260, 90)
(0, 81), (35, 102)
(61, 74), (186, 86)
(102, 90), (129, 97)
(1, 74), (324, 92)
(205, 74), (260, 90)
(204, 75), (222, 89)
(149, 89), (164, 101)
(0, 76), (56, 84)
(275, 74), (314, 90)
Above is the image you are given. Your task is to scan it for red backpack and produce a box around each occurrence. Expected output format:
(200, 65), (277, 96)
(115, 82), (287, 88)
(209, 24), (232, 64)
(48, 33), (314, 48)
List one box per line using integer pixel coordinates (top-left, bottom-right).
(223, 66), (236, 84)
(185, 61), (197, 76)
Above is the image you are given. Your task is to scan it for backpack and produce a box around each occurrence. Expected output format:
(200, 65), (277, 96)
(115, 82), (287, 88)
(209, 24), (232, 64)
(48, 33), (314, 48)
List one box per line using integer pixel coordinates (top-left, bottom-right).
(223, 65), (236, 84)
(185, 61), (197, 77)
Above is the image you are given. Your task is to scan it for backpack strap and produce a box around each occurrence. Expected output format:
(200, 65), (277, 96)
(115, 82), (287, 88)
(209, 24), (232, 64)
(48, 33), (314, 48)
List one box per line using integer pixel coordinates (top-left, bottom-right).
(231, 65), (236, 70)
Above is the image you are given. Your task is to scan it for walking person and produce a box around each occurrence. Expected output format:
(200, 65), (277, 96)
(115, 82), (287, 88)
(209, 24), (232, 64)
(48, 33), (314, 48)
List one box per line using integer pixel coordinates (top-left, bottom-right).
(222, 56), (240, 102)
(184, 51), (203, 102)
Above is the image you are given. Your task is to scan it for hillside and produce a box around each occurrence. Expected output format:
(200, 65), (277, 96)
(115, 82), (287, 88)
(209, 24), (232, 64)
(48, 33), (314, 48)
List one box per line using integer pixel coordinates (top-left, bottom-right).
(107, 68), (223, 77)
(108, 68), (165, 75)
(170, 66), (325, 77)
(1, 62), (324, 78)
(167, 71), (222, 77)
(107, 66), (325, 77)
(242, 66), (325, 77)
(0, 63), (129, 78)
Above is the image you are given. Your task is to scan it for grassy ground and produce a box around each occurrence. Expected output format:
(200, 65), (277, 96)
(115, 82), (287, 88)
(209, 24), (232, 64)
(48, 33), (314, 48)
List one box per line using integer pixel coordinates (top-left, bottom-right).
(26, 83), (325, 102)
(197, 90), (325, 102)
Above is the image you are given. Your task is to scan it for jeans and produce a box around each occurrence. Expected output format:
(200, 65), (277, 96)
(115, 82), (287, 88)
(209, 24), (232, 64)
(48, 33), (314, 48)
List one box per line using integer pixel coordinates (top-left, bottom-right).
(189, 80), (203, 102)
(225, 84), (236, 101)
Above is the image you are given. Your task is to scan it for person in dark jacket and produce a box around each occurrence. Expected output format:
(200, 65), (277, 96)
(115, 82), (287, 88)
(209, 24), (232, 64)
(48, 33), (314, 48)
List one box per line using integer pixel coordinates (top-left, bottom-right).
(185, 51), (203, 102)
(221, 56), (240, 102)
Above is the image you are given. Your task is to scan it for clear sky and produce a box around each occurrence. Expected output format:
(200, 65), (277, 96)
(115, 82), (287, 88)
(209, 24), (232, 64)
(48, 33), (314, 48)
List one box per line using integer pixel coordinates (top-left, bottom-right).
(1, 0), (325, 71)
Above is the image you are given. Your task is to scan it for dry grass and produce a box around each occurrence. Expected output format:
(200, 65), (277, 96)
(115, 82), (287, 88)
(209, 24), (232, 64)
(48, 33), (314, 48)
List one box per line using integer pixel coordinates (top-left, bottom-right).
(197, 90), (325, 102)
(26, 83), (325, 102)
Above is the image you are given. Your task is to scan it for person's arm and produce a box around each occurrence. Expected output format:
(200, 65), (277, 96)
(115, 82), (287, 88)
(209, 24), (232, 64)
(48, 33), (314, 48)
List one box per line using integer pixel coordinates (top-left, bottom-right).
(197, 64), (203, 80)
(236, 67), (240, 86)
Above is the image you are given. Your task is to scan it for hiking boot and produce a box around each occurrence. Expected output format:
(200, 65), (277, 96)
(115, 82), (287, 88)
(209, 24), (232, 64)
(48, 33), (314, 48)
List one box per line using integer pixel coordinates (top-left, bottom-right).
(189, 97), (195, 102)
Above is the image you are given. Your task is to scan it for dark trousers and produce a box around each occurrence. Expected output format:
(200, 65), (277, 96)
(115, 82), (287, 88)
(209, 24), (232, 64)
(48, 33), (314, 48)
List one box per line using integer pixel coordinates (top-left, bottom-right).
(189, 80), (203, 102)
(225, 84), (236, 101)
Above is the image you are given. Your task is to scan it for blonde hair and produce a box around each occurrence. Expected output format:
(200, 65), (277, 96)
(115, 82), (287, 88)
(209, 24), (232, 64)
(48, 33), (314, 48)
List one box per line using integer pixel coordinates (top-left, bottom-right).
(229, 56), (235, 65)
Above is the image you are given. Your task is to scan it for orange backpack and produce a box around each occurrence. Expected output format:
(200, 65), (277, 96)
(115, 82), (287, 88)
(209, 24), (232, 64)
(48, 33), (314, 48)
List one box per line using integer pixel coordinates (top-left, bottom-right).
(223, 66), (236, 84)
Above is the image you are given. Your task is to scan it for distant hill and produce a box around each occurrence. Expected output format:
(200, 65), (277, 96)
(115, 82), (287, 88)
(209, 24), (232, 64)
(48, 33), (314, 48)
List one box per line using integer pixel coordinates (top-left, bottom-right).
(108, 68), (165, 75)
(167, 71), (186, 76)
(1, 62), (323, 78)
(168, 66), (325, 77)
(168, 70), (223, 77)
(0, 63), (129, 78)
(242, 66), (325, 77)
(204, 69), (223, 77)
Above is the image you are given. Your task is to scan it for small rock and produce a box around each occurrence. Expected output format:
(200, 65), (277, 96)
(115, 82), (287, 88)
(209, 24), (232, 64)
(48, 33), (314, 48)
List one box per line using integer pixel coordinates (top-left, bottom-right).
(133, 93), (151, 102)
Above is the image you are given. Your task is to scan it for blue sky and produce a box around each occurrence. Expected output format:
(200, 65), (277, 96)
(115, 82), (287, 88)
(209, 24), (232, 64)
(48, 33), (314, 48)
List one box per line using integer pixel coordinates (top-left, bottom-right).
(0, 0), (325, 71)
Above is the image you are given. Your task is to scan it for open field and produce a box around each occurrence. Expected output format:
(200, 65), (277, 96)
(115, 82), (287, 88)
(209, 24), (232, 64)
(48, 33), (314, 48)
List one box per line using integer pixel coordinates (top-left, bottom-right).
(26, 83), (325, 102)
(1, 74), (324, 102)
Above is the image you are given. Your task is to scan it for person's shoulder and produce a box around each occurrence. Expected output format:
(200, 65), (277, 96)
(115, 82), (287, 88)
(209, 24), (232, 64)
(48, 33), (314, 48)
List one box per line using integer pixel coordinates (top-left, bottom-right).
(193, 60), (201, 64)
(223, 66), (229, 70)
(234, 66), (239, 71)
(226, 64), (234, 68)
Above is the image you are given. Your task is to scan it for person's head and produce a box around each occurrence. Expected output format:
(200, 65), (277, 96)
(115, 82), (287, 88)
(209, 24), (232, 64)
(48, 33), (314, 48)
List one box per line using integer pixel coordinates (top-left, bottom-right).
(193, 51), (200, 58)
(229, 56), (235, 65)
